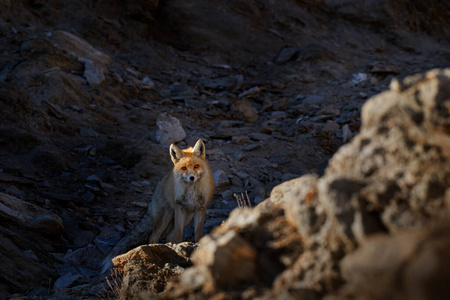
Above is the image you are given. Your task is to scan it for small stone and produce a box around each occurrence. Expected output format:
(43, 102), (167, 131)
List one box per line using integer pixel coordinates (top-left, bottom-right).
(213, 170), (229, 188)
(230, 176), (243, 187)
(231, 135), (250, 144)
(271, 111), (287, 119)
(79, 127), (100, 138)
(323, 120), (340, 135)
(140, 76), (155, 89)
(243, 143), (261, 151)
(234, 100), (258, 123)
(156, 113), (186, 145)
(236, 171), (249, 180)
(317, 106), (340, 116)
(82, 58), (105, 86)
(249, 132), (272, 141)
(23, 249), (39, 261)
(342, 124), (353, 143)
(238, 86), (262, 98)
(232, 150), (246, 161)
(302, 95), (324, 106)
(275, 47), (300, 64)
(86, 174), (101, 182)
(221, 190), (234, 198)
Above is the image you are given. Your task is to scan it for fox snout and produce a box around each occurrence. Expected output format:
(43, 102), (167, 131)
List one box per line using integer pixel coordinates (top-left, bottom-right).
(183, 172), (199, 183)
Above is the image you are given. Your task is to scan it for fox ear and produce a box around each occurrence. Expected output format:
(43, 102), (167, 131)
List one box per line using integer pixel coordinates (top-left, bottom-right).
(193, 139), (206, 159)
(170, 144), (184, 163)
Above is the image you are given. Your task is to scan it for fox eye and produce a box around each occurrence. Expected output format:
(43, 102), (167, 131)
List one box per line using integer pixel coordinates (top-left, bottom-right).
(194, 164), (199, 169)
(181, 166), (187, 171)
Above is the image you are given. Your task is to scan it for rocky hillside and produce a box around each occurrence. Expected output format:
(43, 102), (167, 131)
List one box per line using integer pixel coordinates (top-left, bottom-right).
(0, 0), (449, 299)
(124, 68), (448, 300)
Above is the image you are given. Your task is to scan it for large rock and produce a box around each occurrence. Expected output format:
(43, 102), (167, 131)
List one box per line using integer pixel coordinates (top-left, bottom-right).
(159, 206), (303, 298)
(0, 193), (63, 296)
(0, 192), (64, 238)
(112, 243), (197, 297)
(139, 69), (450, 299)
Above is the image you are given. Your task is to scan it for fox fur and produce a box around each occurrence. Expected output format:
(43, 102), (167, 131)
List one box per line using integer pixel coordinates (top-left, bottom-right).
(101, 139), (214, 273)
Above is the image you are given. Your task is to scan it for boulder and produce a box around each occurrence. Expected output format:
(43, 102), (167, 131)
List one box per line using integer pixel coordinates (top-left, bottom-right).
(112, 243), (197, 296)
(155, 113), (186, 145)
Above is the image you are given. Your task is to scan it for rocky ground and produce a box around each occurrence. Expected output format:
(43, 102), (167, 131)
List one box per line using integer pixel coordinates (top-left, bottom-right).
(0, 1), (449, 299)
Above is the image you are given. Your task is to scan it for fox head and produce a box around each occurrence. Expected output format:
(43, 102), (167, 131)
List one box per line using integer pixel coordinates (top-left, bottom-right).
(170, 139), (208, 184)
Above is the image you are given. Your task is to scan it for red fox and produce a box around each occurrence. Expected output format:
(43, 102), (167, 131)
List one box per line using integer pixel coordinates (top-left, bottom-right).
(101, 139), (214, 273)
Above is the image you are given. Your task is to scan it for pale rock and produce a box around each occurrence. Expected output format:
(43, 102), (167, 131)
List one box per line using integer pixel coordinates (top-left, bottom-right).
(213, 170), (229, 188)
(82, 58), (105, 86)
(342, 124), (353, 142)
(156, 113), (186, 145)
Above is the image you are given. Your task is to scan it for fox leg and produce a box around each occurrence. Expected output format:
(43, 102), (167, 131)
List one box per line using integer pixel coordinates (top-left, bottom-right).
(167, 205), (186, 243)
(193, 207), (206, 242)
(149, 208), (173, 243)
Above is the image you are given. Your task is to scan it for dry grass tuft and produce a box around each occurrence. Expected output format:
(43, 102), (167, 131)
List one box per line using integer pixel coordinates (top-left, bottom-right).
(97, 268), (124, 300)
(234, 191), (252, 208)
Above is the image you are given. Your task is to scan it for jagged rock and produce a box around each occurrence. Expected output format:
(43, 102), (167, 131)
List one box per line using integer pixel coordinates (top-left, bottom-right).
(329, 223), (450, 300)
(160, 206), (303, 298)
(156, 113), (186, 145)
(112, 243), (197, 297)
